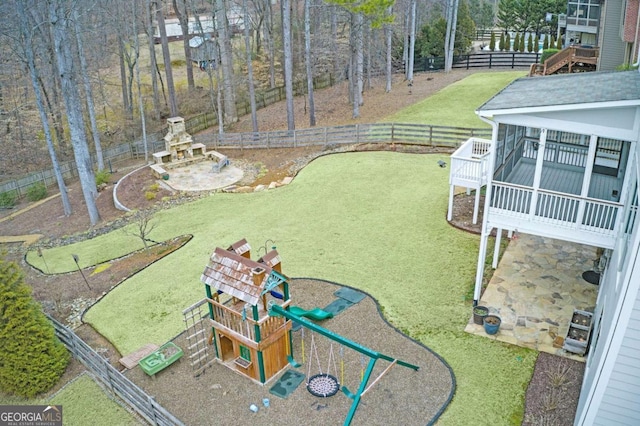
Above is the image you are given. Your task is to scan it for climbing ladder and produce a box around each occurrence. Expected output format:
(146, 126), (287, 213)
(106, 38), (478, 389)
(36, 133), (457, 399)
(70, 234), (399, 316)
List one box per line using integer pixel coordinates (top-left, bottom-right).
(182, 299), (214, 377)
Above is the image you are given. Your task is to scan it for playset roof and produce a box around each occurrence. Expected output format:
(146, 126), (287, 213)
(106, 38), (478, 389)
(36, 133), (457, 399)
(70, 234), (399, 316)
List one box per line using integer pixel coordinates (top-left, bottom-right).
(201, 247), (272, 305)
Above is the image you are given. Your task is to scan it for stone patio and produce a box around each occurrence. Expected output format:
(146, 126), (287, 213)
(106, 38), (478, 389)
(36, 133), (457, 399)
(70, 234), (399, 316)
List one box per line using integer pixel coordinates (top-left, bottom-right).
(465, 233), (599, 362)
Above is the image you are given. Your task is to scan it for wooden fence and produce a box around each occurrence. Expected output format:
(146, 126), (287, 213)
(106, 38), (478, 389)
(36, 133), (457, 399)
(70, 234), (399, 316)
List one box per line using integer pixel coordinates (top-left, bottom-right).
(189, 122), (491, 151)
(414, 52), (540, 72)
(48, 315), (184, 426)
(0, 122), (491, 197)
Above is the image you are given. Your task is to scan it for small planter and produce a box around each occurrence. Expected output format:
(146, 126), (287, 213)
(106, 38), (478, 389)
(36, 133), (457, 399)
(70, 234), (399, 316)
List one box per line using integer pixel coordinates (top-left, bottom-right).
(162, 173), (170, 181)
(483, 315), (501, 335)
(473, 306), (489, 325)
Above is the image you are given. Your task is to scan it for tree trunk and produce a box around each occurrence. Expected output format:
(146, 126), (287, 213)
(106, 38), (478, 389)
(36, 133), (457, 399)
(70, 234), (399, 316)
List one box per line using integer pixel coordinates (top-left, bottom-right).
(445, 0), (459, 72)
(133, 1), (149, 162)
(147, 0), (162, 120)
(17, 1), (71, 217)
(407, 0), (416, 82)
(282, 0), (295, 130)
(264, 0), (276, 89)
(304, 0), (315, 126)
(215, 0), (238, 124)
(157, 5), (179, 117)
(73, 8), (104, 171)
(331, 6), (339, 79)
(49, 0), (100, 225)
(385, 6), (392, 93)
(173, 0), (195, 90)
(118, 36), (132, 119)
(243, 0), (258, 133)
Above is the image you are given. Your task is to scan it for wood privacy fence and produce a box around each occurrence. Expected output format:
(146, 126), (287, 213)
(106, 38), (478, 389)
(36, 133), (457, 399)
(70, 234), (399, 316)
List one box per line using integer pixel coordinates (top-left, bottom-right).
(48, 315), (184, 426)
(1, 123), (491, 196)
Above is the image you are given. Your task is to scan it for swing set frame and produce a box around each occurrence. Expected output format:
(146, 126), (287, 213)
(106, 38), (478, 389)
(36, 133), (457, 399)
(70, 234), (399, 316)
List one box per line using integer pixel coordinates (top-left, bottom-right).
(269, 304), (420, 426)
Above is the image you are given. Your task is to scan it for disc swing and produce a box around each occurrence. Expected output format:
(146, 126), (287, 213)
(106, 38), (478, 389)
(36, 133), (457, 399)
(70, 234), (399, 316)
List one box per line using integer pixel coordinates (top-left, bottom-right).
(306, 332), (340, 398)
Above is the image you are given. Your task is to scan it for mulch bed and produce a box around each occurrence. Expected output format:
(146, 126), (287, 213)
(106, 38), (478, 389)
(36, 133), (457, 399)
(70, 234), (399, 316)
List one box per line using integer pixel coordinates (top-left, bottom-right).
(123, 278), (455, 426)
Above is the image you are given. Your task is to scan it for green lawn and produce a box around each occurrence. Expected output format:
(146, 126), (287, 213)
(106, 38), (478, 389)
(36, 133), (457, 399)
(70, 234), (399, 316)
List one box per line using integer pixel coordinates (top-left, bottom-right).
(27, 71), (534, 425)
(0, 374), (140, 425)
(383, 71), (527, 128)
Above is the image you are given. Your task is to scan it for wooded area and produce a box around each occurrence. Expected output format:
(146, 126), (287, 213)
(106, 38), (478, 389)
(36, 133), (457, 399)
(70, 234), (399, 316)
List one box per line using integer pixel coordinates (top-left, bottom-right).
(0, 0), (524, 223)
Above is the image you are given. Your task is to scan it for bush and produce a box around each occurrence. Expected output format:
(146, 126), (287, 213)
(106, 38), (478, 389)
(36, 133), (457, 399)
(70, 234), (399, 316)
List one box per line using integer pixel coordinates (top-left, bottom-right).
(489, 32), (496, 51)
(148, 183), (160, 192)
(145, 191), (157, 200)
(95, 169), (111, 186)
(26, 182), (47, 202)
(0, 257), (69, 397)
(0, 191), (17, 208)
(540, 49), (559, 64)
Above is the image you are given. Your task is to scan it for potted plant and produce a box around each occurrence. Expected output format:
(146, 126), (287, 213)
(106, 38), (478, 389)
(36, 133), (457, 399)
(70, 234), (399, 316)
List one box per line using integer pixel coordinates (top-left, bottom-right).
(483, 315), (501, 335)
(473, 306), (489, 325)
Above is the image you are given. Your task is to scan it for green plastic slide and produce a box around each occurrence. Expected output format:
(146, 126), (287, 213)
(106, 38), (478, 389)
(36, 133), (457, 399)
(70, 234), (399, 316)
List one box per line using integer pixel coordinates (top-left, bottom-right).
(288, 306), (334, 321)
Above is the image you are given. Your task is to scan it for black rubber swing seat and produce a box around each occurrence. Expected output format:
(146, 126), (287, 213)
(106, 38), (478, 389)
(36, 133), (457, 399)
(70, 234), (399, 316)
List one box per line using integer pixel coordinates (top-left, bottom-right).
(307, 373), (340, 398)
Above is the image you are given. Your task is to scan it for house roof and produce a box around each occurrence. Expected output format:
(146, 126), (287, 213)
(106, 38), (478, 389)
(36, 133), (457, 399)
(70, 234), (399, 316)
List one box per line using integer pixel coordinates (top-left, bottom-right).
(478, 71), (640, 114)
(200, 247), (272, 306)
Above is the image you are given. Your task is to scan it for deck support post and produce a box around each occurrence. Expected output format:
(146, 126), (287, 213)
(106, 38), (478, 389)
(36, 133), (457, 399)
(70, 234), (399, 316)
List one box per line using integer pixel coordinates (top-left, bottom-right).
(473, 186), (481, 224)
(473, 227), (491, 304)
(492, 228), (502, 268)
(447, 184), (455, 221)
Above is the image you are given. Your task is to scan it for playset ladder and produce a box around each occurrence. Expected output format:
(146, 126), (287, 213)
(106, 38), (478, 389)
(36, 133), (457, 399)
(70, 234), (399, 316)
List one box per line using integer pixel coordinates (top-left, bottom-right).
(182, 299), (214, 377)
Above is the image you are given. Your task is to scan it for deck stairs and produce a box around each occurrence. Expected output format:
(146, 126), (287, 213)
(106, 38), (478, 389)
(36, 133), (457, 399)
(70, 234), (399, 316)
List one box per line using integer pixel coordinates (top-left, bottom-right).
(529, 46), (599, 76)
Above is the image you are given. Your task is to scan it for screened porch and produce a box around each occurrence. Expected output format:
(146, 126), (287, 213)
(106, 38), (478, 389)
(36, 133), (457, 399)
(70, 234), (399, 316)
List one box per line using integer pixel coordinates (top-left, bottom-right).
(486, 125), (629, 249)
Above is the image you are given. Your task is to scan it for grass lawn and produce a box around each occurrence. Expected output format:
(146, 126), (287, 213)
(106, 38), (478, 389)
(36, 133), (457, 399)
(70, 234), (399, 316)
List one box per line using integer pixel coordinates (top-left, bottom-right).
(383, 71), (527, 128)
(28, 71), (535, 424)
(0, 374), (140, 425)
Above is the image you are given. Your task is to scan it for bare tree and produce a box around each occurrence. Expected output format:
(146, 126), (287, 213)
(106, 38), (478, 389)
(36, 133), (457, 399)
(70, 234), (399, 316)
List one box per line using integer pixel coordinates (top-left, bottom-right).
(304, 0), (316, 126)
(407, 0), (416, 83)
(215, 0), (238, 125)
(157, 1), (179, 117)
(243, 0), (258, 132)
(173, 0), (195, 90)
(73, 8), (104, 171)
(124, 210), (157, 251)
(16, 0), (71, 217)
(385, 5), (393, 92)
(282, 0), (295, 130)
(49, 0), (100, 225)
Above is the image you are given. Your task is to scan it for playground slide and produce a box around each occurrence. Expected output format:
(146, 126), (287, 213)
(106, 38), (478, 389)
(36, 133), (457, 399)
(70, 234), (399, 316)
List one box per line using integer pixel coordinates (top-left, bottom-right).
(289, 306), (334, 321)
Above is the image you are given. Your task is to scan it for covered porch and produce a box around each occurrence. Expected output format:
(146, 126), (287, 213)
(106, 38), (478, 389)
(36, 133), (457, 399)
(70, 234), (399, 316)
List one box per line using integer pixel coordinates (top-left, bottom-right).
(465, 233), (599, 361)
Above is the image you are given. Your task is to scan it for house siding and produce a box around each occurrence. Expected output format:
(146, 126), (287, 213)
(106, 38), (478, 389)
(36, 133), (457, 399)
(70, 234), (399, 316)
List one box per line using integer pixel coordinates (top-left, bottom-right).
(591, 279), (640, 424)
(600, 0), (628, 70)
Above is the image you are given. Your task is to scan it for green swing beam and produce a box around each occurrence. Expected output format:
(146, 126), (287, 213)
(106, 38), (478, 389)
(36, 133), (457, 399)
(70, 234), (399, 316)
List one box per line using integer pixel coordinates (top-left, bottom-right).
(269, 304), (419, 426)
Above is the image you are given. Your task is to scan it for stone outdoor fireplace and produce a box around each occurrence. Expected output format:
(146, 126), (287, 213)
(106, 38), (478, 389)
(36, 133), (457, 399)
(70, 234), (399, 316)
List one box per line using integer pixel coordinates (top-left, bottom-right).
(152, 117), (206, 166)
(150, 116), (229, 179)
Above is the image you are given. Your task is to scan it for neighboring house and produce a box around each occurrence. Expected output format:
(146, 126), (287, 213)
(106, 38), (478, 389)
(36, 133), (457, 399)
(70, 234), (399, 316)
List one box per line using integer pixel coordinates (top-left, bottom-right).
(449, 71), (640, 425)
(565, 0), (640, 70)
(189, 36), (217, 70)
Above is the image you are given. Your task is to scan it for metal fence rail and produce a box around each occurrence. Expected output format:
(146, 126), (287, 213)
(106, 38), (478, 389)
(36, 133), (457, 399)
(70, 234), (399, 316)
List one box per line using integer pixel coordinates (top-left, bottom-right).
(48, 315), (184, 426)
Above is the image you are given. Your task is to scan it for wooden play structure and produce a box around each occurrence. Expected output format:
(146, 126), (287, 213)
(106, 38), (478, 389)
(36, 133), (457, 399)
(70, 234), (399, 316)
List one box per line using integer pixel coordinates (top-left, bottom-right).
(199, 239), (294, 384)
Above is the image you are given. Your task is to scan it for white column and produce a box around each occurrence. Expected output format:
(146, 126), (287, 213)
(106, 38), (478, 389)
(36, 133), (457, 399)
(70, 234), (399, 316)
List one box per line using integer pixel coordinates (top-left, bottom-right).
(473, 228), (491, 303)
(472, 185), (481, 224)
(492, 228), (502, 268)
(576, 134), (598, 224)
(529, 128), (547, 218)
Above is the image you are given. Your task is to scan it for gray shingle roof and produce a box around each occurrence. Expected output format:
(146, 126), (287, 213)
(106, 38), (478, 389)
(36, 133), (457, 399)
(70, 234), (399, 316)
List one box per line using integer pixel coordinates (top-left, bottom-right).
(478, 71), (640, 112)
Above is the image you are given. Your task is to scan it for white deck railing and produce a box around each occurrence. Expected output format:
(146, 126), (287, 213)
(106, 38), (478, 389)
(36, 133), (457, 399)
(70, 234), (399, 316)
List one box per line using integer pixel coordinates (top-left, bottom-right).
(489, 181), (622, 245)
(450, 138), (492, 187)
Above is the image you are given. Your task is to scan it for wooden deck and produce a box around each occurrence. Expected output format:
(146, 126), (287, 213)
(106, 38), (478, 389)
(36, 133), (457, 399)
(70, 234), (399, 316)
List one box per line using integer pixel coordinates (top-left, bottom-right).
(506, 161), (622, 202)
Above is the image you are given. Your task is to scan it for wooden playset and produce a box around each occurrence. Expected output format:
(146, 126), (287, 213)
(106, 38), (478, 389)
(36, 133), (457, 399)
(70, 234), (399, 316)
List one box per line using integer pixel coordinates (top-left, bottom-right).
(200, 239), (293, 384)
